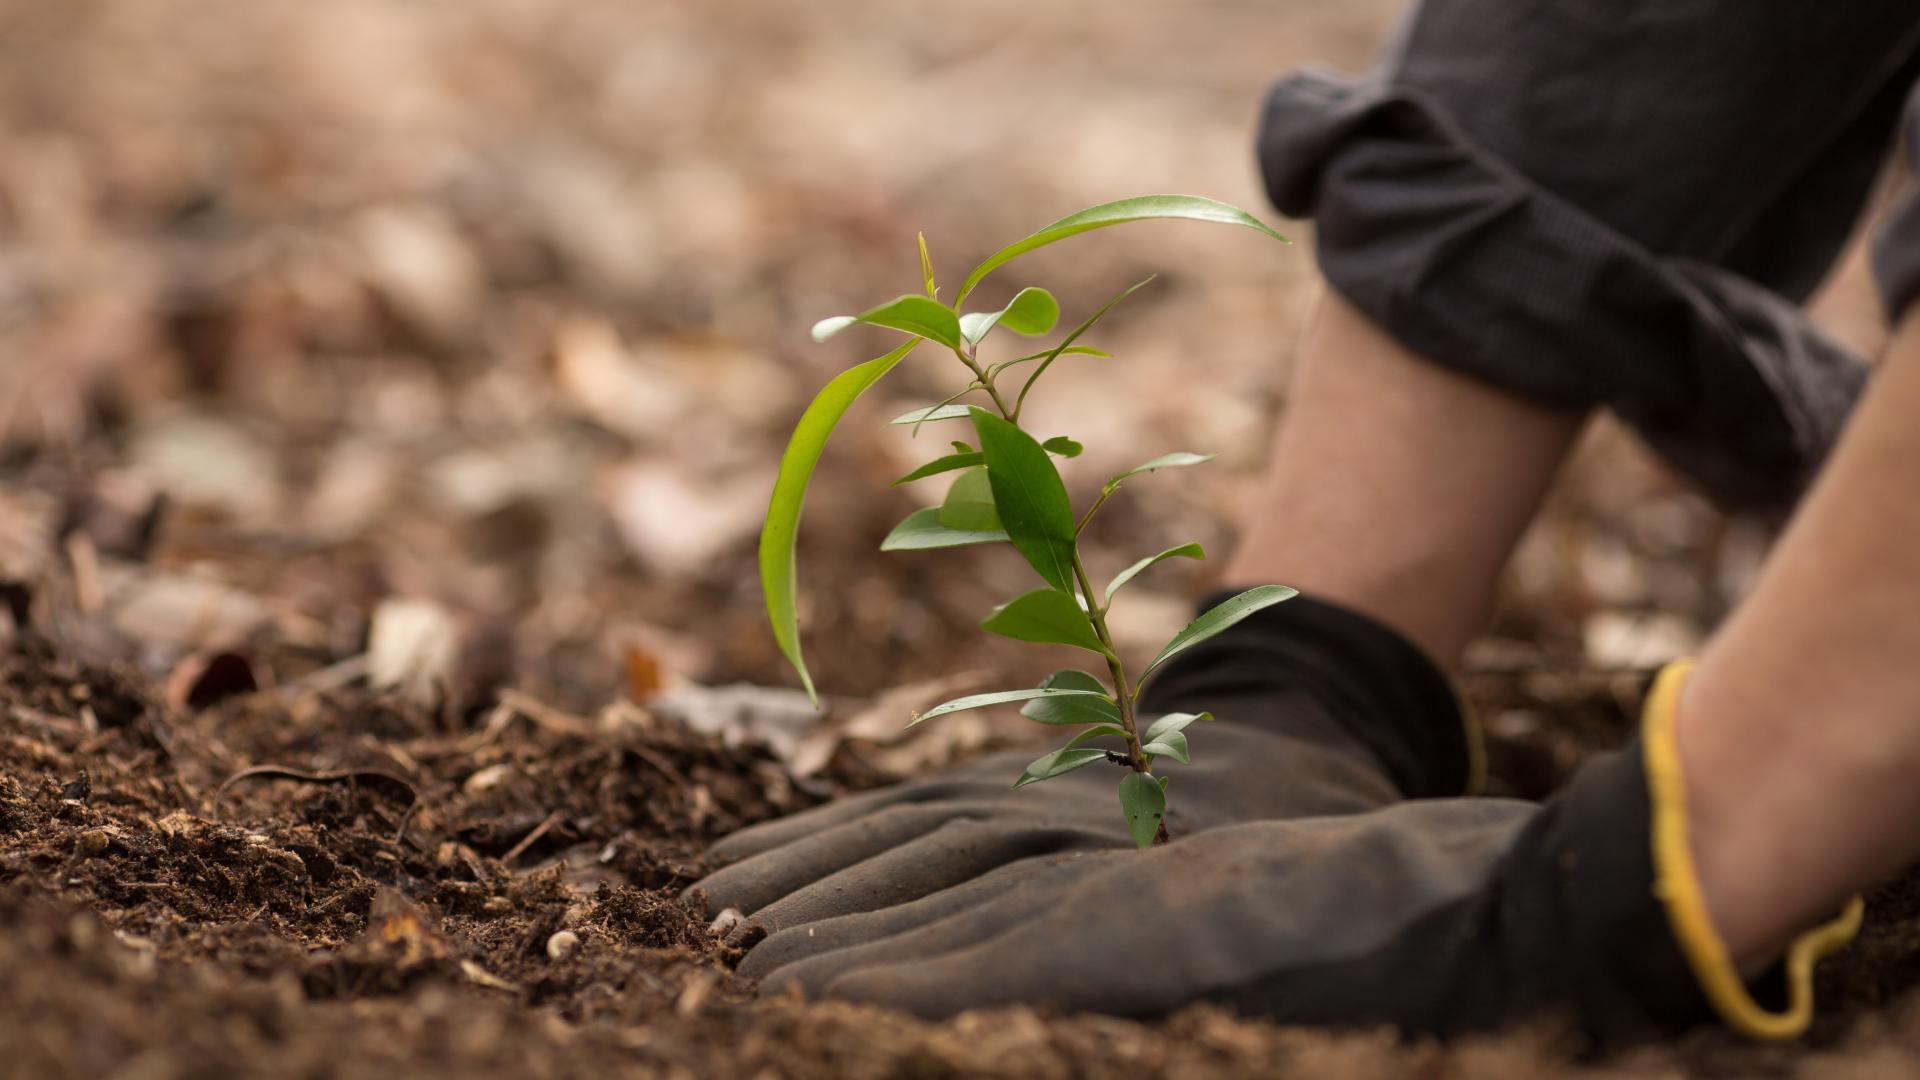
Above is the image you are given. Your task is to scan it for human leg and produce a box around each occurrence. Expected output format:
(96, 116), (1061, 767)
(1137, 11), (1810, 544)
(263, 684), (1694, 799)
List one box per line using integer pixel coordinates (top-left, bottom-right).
(1225, 291), (1585, 669)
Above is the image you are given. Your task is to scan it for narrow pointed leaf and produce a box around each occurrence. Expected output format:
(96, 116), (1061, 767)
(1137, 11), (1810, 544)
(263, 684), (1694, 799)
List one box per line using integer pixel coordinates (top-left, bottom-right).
(1012, 276), (1155, 417)
(969, 407), (1077, 593)
(1142, 711), (1211, 744)
(1119, 771), (1166, 849)
(1108, 452), (1214, 487)
(981, 588), (1109, 654)
(1039, 669), (1108, 693)
(957, 194), (1289, 304)
(1013, 747), (1110, 788)
(880, 507), (1008, 550)
(889, 404), (974, 426)
(911, 687), (1109, 727)
(1141, 730), (1190, 764)
(950, 440), (975, 454)
(761, 341), (918, 705)
(1104, 543), (1205, 602)
(1041, 436), (1083, 458)
(939, 467), (1001, 531)
(892, 452), (984, 486)
(812, 294), (962, 350)
(1063, 723), (1130, 749)
(961, 286), (1060, 344)
(918, 232), (937, 299)
(991, 345), (1110, 377)
(1022, 668), (1121, 725)
(1141, 585), (1298, 680)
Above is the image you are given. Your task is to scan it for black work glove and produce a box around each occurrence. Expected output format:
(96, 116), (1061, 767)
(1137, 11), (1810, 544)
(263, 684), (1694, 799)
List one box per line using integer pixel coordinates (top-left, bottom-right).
(688, 595), (1473, 936)
(693, 599), (1862, 1041)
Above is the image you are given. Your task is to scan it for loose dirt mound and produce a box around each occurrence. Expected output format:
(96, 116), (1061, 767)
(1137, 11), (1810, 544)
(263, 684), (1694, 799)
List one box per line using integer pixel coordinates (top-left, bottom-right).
(5, 640), (1920, 1078)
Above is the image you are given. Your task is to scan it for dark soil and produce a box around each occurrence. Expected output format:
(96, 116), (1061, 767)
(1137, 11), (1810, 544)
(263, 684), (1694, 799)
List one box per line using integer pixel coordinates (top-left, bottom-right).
(4, 634), (1920, 1079)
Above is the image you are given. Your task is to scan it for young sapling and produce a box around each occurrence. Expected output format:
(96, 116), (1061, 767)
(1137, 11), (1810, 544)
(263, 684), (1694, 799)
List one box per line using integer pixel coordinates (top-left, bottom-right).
(761, 195), (1296, 847)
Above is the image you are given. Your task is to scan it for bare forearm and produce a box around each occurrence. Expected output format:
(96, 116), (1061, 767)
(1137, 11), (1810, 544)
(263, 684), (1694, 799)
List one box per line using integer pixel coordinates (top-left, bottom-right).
(1680, 306), (1920, 965)
(1227, 292), (1588, 669)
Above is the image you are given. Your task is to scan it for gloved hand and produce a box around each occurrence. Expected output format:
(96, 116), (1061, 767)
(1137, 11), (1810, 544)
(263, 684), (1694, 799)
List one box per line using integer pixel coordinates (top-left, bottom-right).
(688, 594), (1475, 937)
(695, 601), (1864, 1042)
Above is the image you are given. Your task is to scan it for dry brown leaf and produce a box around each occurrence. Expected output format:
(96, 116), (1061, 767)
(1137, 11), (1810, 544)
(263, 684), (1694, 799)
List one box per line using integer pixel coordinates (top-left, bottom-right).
(366, 597), (459, 710)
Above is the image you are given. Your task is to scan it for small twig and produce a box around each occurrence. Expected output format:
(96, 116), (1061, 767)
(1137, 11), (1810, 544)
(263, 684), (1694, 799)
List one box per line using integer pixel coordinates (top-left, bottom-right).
(216, 764), (421, 844)
(496, 689), (594, 738)
(499, 809), (563, 866)
(292, 654), (371, 692)
(64, 532), (101, 614)
(9, 703), (81, 734)
(628, 743), (692, 789)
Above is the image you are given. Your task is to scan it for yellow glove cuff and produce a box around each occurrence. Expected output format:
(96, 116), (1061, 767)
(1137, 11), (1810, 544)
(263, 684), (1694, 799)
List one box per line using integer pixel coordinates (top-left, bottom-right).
(1641, 660), (1864, 1041)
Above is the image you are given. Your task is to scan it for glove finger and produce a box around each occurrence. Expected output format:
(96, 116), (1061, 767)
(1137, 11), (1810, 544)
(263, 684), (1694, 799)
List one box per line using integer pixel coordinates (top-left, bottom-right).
(687, 801), (993, 914)
(745, 818), (1122, 934)
(758, 851), (1105, 998)
(822, 804), (1544, 1021)
(705, 754), (1042, 861)
(739, 856), (1047, 979)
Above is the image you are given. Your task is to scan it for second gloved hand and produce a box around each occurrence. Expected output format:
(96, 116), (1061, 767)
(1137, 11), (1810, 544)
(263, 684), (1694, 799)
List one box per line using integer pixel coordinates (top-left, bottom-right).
(689, 594), (1474, 943)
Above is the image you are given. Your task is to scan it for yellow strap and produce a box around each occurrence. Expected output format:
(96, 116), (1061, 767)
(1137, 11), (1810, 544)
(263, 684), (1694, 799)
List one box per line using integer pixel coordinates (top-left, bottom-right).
(1641, 660), (1864, 1041)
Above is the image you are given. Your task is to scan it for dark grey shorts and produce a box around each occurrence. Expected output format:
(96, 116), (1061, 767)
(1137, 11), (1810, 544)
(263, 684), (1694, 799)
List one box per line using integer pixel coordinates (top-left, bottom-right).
(1258, 2), (1920, 507)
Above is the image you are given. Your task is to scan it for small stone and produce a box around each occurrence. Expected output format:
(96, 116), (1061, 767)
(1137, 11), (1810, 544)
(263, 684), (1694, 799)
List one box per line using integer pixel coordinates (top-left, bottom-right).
(76, 827), (113, 855)
(545, 930), (580, 961)
(462, 764), (514, 795)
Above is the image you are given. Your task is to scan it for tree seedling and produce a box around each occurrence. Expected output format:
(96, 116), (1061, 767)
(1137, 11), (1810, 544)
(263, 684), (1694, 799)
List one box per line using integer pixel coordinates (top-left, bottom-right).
(761, 195), (1296, 847)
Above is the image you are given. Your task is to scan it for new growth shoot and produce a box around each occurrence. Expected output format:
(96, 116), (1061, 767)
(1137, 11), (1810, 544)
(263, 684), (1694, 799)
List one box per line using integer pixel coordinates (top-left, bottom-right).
(761, 196), (1295, 846)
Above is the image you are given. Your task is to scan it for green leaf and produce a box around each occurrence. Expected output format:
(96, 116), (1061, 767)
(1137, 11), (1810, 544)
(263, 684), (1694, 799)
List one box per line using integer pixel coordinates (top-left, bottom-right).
(1041, 436), (1083, 458)
(812, 295), (962, 350)
(1119, 771), (1166, 849)
(1141, 730), (1190, 764)
(1039, 668), (1108, 693)
(1013, 747), (1110, 788)
(960, 286), (1060, 344)
(981, 589), (1109, 655)
(950, 440), (974, 454)
(893, 452), (985, 486)
(911, 687), (1110, 727)
(991, 345), (1111, 377)
(1021, 668), (1121, 725)
(918, 232), (937, 300)
(761, 341), (919, 705)
(1011, 276), (1155, 418)
(1108, 452), (1215, 487)
(889, 404), (974, 426)
(1141, 711), (1210, 744)
(879, 507), (1008, 550)
(956, 194), (1289, 304)
(1063, 723), (1130, 748)
(969, 407), (1078, 593)
(1141, 585), (1299, 680)
(939, 468), (1002, 532)
(1104, 543), (1205, 602)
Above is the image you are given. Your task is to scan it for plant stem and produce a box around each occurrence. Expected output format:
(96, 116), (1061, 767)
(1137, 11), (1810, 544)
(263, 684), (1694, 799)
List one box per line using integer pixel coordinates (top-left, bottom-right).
(1074, 483), (1118, 538)
(1072, 550), (1169, 844)
(954, 346), (1015, 419)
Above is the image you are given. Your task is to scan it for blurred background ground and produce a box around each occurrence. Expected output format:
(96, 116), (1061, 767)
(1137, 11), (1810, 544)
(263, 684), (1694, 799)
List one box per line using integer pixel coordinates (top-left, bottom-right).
(1, 1), (1915, 1076)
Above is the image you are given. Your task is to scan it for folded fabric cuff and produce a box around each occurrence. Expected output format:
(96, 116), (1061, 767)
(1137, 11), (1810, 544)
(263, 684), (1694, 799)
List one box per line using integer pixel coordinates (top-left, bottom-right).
(1640, 660), (1865, 1040)
(1258, 73), (1867, 508)
(1139, 590), (1481, 799)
